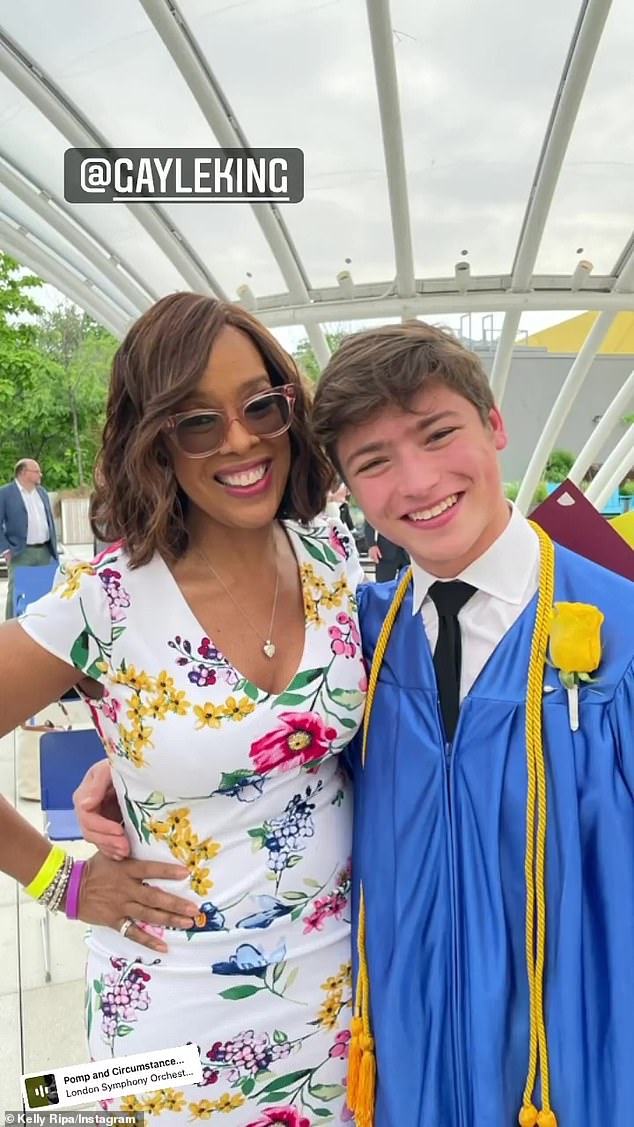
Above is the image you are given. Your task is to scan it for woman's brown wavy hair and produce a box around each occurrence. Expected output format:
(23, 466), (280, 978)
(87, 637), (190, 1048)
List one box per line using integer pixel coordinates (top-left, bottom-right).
(91, 292), (334, 567)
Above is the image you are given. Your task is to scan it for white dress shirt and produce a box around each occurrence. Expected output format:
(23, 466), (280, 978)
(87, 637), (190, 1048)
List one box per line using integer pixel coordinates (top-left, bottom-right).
(410, 504), (540, 701)
(17, 481), (50, 545)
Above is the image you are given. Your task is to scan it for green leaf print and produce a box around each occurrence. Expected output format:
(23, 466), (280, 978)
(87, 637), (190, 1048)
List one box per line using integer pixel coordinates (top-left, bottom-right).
(70, 630), (90, 671)
(241, 1078), (256, 1096)
(288, 668), (324, 690)
(282, 967), (299, 993)
(330, 687), (365, 710)
(299, 536), (340, 567)
(117, 1024), (134, 1036)
(124, 795), (143, 845)
(272, 960), (286, 985)
(313, 1109), (334, 1118)
(272, 692), (309, 707)
(310, 1084), (346, 1101)
(242, 680), (260, 701)
(273, 1030), (288, 1044)
(338, 717), (358, 730)
(282, 891), (307, 902)
(257, 1069), (311, 1095)
(219, 984), (261, 1000)
(93, 978), (103, 994)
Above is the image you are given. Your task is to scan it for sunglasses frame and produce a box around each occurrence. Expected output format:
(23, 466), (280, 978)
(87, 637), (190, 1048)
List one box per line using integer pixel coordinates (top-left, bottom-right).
(164, 383), (297, 459)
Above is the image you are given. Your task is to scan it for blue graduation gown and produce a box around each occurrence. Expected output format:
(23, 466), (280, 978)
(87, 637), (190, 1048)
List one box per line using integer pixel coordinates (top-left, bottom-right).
(352, 545), (634, 1126)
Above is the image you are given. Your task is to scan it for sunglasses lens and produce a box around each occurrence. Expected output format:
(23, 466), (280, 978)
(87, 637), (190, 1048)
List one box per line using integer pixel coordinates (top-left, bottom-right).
(175, 412), (224, 455)
(244, 391), (292, 435)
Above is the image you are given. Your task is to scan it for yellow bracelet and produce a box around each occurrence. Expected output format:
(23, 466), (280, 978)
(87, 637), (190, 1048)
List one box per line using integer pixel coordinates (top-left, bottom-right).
(24, 844), (67, 900)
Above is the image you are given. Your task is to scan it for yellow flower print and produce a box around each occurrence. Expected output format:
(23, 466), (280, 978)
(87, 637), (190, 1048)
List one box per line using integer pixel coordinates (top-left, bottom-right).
(214, 1092), (245, 1112)
(142, 1091), (165, 1115)
(222, 695), (256, 721)
(157, 1089), (186, 1113)
(164, 689), (191, 716)
(155, 670), (176, 694)
(126, 693), (148, 724)
(120, 1096), (144, 1114)
(146, 696), (170, 721)
(148, 817), (170, 837)
(165, 808), (191, 832)
(58, 562), (95, 599)
(322, 962), (352, 992)
(189, 864), (214, 896)
(303, 591), (320, 626)
(188, 1101), (214, 1120)
(318, 988), (343, 1029)
(116, 665), (153, 693)
(173, 825), (201, 855)
(197, 838), (222, 861)
(194, 702), (225, 729)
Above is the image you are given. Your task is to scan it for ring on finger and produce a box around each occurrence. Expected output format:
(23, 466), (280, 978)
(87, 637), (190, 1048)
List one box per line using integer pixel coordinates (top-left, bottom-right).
(118, 917), (134, 937)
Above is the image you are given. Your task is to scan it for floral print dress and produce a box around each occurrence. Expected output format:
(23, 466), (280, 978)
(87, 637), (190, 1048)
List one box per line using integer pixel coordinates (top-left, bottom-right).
(19, 519), (366, 1126)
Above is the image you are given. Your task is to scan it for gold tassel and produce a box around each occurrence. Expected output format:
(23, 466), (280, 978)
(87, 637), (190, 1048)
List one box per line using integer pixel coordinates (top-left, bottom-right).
(537, 1110), (558, 1127)
(346, 1015), (363, 1110)
(518, 1104), (539, 1126)
(354, 1033), (376, 1127)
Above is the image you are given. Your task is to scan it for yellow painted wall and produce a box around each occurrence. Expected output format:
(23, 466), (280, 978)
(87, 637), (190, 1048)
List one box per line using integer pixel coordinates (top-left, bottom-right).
(520, 312), (634, 355)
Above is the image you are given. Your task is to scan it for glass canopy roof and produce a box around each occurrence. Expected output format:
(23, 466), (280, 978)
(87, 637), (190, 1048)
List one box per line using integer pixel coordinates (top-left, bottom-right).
(0, 0), (632, 507)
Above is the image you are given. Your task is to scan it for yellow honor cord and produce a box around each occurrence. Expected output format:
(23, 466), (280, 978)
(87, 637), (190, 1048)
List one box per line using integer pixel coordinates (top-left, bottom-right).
(350, 528), (558, 1127)
(24, 844), (66, 900)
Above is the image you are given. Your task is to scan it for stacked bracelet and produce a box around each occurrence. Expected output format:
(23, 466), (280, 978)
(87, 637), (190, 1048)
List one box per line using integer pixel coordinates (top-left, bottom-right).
(24, 844), (66, 900)
(24, 845), (76, 914)
(65, 859), (86, 920)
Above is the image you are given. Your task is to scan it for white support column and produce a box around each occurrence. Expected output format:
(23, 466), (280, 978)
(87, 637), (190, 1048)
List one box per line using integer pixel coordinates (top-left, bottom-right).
(516, 243), (634, 513)
(569, 369), (634, 484)
(489, 0), (612, 406)
(489, 312), (521, 400)
(584, 426), (634, 510)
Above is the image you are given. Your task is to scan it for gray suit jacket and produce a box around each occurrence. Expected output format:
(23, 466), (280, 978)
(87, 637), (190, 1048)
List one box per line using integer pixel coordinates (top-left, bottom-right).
(0, 481), (58, 559)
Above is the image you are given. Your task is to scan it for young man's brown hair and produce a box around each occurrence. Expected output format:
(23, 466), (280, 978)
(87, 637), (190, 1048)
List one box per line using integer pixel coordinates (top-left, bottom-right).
(312, 320), (495, 471)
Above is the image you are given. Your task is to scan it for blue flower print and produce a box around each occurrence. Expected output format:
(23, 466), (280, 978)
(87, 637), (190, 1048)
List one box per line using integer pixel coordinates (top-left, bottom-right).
(211, 941), (286, 978)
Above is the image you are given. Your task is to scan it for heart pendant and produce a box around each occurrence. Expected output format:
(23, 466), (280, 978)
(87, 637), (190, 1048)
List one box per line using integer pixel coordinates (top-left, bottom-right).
(263, 641), (276, 659)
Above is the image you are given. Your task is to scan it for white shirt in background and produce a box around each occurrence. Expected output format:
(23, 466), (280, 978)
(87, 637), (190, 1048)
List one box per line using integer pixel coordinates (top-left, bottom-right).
(16, 481), (50, 546)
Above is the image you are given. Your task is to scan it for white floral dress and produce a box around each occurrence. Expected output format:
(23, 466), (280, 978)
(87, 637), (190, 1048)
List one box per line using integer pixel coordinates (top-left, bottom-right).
(19, 519), (366, 1126)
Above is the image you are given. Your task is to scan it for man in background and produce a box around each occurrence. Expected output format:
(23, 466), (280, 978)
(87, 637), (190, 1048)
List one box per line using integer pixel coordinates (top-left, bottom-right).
(0, 458), (58, 619)
(363, 519), (409, 582)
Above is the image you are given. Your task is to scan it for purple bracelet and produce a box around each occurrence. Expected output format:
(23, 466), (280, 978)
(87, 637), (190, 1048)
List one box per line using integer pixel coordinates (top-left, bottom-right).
(65, 859), (86, 920)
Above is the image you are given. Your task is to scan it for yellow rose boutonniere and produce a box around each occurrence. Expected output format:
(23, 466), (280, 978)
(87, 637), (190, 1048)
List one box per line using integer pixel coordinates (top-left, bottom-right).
(547, 602), (604, 730)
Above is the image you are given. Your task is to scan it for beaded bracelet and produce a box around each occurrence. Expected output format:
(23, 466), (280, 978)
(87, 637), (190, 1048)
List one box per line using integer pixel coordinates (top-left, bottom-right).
(41, 853), (74, 913)
(65, 859), (86, 920)
(24, 844), (66, 901)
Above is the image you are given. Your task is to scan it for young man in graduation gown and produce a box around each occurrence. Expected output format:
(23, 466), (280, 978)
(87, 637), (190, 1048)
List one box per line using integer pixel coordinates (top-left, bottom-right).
(313, 321), (634, 1127)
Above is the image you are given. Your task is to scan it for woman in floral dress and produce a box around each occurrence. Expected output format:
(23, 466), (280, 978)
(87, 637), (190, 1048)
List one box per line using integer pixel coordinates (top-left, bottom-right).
(6, 294), (366, 1125)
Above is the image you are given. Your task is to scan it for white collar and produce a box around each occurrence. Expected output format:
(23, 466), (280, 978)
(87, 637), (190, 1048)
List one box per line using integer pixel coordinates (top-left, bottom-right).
(410, 502), (539, 614)
(16, 480), (34, 496)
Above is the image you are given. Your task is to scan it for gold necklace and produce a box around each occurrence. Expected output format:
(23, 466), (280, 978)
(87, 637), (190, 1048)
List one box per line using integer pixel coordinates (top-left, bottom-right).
(196, 544), (281, 659)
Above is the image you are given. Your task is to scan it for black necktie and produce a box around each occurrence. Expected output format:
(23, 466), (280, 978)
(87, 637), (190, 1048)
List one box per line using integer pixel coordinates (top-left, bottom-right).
(427, 580), (477, 741)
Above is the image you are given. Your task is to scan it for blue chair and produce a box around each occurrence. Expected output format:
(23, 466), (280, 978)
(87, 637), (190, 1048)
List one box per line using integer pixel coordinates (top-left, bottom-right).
(38, 729), (107, 981)
(12, 562), (59, 617)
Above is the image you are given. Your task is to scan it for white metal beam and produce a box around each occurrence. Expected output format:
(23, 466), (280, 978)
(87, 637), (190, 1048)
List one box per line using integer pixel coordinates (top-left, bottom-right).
(489, 0), (611, 403)
(0, 153), (156, 315)
(365, 0), (415, 297)
(255, 286), (634, 328)
(515, 240), (634, 513)
(0, 28), (227, 299)
(568, 369), (634, 485)
(137, 0), (331, 370)
(0, 218), (129, 337)
(584, 425), (634, 509)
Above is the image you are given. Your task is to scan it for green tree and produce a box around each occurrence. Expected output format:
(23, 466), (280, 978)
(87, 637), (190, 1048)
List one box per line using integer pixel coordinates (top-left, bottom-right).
(545, 448), (575, 483)
(0, 252), (61, 483)
(293, 329), (350, 381)
(35, 305), (117, 486)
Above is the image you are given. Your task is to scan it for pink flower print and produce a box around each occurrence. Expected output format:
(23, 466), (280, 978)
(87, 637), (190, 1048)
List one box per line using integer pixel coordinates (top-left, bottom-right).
(92, 540), (124, 567)
(303, 889), (348, 934)
(98, 567), (130, 623)
(100, 688), (121, 724)
(136, 922), (165, 940)
(329, 1030), (351, 1059)
(250, 712), (337, 775)
(329, 524), (350, 559)
(246, 1109), (311, 1127)
(328, 612), (359, 658)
